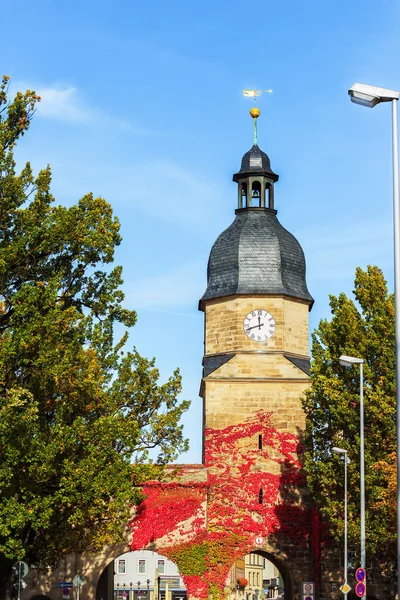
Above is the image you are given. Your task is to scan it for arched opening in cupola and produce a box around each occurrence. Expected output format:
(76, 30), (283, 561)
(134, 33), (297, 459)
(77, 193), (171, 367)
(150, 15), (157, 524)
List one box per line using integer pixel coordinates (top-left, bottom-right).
(265, 182), (274, 210)
(251, 181), (262, 207)
(239, 182), (248, 209)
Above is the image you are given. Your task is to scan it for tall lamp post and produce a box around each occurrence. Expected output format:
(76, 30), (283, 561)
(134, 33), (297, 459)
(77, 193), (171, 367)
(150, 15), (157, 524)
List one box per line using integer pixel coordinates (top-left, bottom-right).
(339, 355), (365, 588)
(348, 82), (400, 594)
(333, 447), (350, 598)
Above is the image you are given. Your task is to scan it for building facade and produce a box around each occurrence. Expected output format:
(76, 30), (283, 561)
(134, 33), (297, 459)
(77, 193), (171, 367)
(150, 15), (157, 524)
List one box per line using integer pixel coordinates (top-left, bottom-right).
(113, 550), (186, 600)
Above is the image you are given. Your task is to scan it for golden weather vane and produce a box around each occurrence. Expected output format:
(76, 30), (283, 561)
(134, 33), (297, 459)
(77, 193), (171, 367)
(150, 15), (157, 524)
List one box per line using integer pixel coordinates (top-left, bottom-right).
(242, 89), (272, 145)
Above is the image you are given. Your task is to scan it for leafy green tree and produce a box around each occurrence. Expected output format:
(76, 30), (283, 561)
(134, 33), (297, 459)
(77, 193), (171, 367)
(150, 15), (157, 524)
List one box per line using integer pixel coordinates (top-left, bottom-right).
(303, 266), (396, 577)
(0, 75), (189, 582)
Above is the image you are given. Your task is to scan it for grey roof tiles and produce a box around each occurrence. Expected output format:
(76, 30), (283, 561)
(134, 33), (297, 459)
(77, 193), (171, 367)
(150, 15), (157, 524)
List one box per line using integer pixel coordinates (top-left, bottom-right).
(200, 208), (313, 307)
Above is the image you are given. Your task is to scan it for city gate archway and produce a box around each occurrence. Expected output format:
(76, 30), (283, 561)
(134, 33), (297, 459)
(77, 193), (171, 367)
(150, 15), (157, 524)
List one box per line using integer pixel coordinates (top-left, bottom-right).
(227, 551), (293, 600)
(96, 550), (186, 600)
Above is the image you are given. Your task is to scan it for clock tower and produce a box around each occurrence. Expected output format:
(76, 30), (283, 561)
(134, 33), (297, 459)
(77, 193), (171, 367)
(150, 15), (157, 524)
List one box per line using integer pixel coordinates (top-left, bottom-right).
(199, 107), (313, 464)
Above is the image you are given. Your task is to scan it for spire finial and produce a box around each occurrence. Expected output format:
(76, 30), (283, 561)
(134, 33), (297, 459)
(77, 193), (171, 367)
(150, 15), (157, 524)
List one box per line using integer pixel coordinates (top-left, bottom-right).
(243, 89), (272, 146)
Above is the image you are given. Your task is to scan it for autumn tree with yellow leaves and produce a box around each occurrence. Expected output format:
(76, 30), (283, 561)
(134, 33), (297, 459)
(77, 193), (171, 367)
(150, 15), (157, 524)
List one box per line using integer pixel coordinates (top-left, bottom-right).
(303, 266), (396, 580)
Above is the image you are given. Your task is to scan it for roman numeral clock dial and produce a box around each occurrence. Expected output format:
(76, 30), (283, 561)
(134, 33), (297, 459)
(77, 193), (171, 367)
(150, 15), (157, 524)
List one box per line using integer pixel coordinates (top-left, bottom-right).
(243, 310), (276, 342)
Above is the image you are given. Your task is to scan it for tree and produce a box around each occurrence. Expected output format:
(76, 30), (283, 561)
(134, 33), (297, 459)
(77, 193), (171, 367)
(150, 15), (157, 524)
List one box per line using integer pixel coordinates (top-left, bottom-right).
(303, 266), (396, 578)
(0, 75), (189, 581)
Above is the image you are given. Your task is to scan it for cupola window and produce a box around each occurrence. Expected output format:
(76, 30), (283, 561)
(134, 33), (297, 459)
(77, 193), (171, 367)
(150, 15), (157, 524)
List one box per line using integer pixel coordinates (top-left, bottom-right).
(252, 181), (262, 207)
(239, 182), (248, 209)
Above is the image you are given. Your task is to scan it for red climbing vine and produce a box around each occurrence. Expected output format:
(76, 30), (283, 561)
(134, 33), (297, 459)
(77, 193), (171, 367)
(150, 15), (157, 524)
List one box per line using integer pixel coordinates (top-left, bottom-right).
(129, 411), (312, 599)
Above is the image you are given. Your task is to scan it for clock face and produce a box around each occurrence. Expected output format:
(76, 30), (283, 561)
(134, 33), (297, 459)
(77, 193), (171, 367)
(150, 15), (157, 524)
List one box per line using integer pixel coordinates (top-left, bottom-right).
(243, 309), (276, 342)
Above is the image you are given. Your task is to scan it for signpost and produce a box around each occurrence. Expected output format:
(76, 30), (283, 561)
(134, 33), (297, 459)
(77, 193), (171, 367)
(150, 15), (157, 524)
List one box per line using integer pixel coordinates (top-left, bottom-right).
(355, 567), (366, 598)
(12, 562), (29, 600)
(356, 583), (366, 598)
(73, 574), (86, 600)
(340, 583), (351, 595)
(301, 581), (314, 600)
(355, 568), (366, 583)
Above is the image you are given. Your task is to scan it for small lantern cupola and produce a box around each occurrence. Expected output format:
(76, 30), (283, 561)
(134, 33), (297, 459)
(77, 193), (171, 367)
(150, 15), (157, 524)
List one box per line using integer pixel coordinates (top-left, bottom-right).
(233, 107), (279, 211)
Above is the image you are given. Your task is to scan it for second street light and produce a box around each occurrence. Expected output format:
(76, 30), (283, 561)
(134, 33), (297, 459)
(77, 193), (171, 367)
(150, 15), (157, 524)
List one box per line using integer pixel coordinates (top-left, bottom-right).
(339, 354), (365, 589)
(333, 447), (351, 598)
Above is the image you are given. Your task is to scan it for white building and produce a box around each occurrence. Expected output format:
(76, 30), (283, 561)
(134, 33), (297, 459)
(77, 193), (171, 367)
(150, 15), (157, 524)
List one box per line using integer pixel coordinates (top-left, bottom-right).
(113, 550), (186, 600)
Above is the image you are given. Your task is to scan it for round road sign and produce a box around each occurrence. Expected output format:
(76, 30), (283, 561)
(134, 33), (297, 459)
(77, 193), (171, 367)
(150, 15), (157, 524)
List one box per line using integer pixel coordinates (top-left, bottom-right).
(305, 596), (313, 600)
(304, 584), (312, 592)
(355, 568), (366, 583)
(255, 536), (264, 545)
(355, 582), (366, 597)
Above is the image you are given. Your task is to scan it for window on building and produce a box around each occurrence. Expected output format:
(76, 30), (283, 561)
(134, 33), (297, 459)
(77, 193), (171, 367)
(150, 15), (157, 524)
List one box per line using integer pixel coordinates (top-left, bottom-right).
(117, 559), (126, 574)
(138, 559), (146, 574)
(157, 559), (165, 574)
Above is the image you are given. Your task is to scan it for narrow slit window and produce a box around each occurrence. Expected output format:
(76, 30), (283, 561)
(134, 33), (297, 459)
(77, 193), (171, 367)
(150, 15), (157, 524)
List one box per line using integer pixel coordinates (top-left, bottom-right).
(258, 434), (262, 450)
(258, 488), (263, 504)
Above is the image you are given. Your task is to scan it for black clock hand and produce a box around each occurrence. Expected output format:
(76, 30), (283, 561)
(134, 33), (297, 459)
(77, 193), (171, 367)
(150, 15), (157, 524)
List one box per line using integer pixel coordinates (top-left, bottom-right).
(246, 323), (264, 332)
(258, 316), (261, 330)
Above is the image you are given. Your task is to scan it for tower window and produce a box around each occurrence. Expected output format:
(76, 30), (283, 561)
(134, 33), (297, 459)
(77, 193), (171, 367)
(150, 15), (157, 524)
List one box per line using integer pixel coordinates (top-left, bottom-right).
(252, 181), (262, 207)
(258, 488), (263, 504)
(240, 182), (247, 209)
(258, 434), (262, 450)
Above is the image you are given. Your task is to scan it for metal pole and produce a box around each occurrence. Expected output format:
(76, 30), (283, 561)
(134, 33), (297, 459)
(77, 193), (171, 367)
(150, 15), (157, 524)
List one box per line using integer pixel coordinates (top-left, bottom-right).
(344, 453), (348, 598)
(392, 97), (400, 600)
(17, 561), (21, 600)
(359, 361), (366, 590)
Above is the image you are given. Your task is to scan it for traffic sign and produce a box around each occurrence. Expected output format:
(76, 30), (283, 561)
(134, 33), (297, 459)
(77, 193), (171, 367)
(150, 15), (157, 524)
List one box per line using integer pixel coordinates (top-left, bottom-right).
(73, 574), (86, 587)
(305, 596), (312, 600)
(302, 582), (314, 597)
(255, 535), (264, 545)
(63, 589), (71, 599)
(58, 582), (73, 588)
(355, 582), (366, 597)
(355, 568), (366, 583)
(12, 562), (28, 578)
(340, 583), (352, 595)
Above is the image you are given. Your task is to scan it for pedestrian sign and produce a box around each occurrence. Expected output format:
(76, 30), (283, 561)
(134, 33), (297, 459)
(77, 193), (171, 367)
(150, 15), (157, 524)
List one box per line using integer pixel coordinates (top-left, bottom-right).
(340, 583), (352, 595)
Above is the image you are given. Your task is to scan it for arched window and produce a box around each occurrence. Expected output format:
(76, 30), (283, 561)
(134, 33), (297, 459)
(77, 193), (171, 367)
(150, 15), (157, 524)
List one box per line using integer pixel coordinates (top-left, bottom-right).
(240, 182), (248, 209)
(252, 181), (262, 207)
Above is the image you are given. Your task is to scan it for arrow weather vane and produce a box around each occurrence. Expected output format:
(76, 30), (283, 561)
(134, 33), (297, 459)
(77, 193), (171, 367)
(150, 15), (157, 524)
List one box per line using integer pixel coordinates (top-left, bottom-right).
(242, 89), (272, 145)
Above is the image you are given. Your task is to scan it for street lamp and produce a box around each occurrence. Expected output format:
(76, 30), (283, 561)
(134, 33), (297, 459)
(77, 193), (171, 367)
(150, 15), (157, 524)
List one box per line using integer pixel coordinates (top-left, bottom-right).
(339, 355), (365, 584)
(348, 82), (400, 595)
(333, 447), (350, 598)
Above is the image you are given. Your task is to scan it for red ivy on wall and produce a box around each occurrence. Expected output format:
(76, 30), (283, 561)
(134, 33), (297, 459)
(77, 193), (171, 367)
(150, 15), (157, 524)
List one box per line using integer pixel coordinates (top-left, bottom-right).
(129, 411), (313, 599)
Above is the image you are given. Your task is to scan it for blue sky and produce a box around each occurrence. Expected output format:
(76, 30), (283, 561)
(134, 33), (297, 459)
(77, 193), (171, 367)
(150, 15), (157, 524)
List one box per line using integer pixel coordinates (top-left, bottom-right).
(3, 0), (400, 463)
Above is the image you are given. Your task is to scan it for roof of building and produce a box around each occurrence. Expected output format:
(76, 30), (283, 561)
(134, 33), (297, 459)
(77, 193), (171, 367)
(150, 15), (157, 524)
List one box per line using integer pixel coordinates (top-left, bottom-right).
(200, 208), (314, 308)
(233, 144), (279, 182)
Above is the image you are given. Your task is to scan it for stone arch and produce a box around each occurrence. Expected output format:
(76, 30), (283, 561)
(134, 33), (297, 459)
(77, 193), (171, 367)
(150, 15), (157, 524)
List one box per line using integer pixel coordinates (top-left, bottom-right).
(251, 549), (294, 600)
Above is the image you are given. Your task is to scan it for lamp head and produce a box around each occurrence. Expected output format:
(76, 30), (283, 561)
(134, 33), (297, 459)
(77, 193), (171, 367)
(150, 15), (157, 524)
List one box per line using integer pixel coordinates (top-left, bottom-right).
(332, 447), (347, 455)
(348, 83), (400, 108)
(339, 354), (363, 368)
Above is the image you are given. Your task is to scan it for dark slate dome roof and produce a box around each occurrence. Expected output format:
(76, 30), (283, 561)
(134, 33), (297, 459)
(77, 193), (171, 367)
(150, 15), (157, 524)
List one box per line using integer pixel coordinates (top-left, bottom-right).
(234, 144), (278, 181)
(200, 209), (314, 308)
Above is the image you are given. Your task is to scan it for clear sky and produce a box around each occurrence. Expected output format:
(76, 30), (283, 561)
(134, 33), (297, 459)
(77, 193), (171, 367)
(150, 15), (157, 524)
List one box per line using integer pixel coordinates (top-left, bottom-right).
(3, 0), (400, 463)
